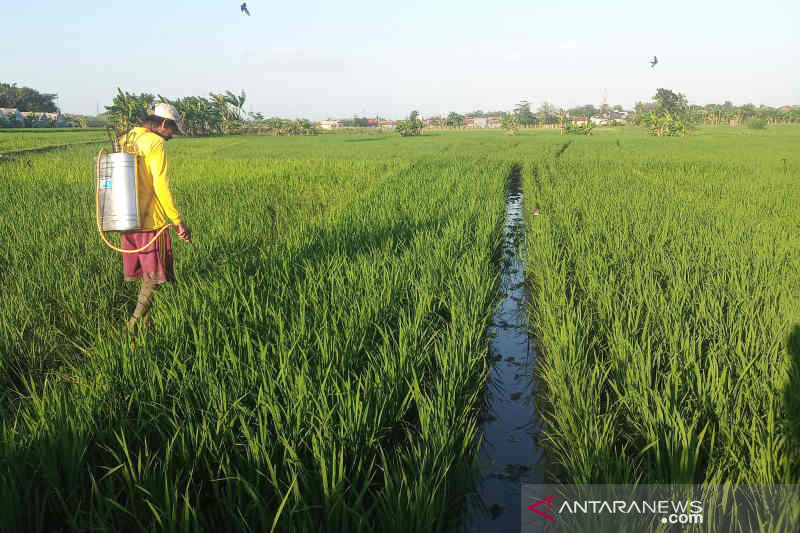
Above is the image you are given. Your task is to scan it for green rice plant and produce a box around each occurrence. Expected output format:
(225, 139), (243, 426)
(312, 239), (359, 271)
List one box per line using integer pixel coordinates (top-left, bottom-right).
(2, 126), (799, 530)
(0, 133), (511, 531)
(523, 126), (800, 487)
(0, 129), (107, 152)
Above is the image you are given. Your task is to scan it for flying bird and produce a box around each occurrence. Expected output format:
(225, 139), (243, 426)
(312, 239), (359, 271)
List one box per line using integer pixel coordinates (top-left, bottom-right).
(240, 2), (251, 15)
(650, 56), (658, 68)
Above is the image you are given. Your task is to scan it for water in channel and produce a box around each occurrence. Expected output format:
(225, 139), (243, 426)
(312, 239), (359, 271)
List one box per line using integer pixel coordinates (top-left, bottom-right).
(461, 169), (546, 532)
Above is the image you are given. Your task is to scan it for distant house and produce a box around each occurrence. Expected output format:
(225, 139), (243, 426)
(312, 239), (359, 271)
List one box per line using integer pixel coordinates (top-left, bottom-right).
(569, 116), (588, 126)
(463, 118), (475, 128)
(590, 116), (608, 126)
(1, 108), (66, 126)
(487, 116), (502, 128)
(319, 119), (343, 130)
(367, 119), (378, 127)
(473, 117), (488, 128)
(380, 121), (395, 129)
(21, 111), (65, 125)
(603, 111), (630, 124)
(0, 107), (25, 123)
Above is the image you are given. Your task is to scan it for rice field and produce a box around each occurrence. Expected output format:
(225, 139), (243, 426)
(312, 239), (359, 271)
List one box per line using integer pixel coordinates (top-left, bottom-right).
(523, 126), (800, 486)
(0, 126), (798, 531)
(0, 128), (107, 153)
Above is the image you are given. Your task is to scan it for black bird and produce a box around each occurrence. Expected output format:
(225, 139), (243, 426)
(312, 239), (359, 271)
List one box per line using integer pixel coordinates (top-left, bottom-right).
(26, 160), (32, 167)
(650, 56), (658, 68)
(240, 2), (250, 15)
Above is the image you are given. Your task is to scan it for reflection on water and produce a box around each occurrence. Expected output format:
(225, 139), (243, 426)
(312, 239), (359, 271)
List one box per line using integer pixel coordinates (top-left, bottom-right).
(460, 172), (545, 532)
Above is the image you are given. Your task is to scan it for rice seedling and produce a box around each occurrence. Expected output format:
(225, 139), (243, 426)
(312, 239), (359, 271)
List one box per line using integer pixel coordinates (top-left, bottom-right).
(0, 129), (107, 153)
(0, 133), (511, 531)
(523, 126), (800, 488)
(2, 125), (799, 531)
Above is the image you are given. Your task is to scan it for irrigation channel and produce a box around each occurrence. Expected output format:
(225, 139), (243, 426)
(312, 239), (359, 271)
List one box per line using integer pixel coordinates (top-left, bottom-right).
(461, 167), (546, 532)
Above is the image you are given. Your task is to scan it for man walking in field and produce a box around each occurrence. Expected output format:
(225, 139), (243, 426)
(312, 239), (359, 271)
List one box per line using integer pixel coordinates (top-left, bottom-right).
(118, 103), (192, 334)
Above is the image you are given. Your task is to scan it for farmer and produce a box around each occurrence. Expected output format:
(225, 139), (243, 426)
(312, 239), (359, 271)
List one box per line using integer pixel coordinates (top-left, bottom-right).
(118, 103), (192, 334)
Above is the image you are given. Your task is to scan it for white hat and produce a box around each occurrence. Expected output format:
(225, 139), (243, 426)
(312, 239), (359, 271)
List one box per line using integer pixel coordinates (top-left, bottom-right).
(151, 102), (186, 135)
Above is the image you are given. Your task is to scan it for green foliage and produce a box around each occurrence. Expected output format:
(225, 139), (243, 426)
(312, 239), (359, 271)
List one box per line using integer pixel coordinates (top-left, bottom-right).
(0, 133), (508, 530)
(631, 89), (696, 136)
(746, 117), (768, 129)
(514, 100), (536, 125)
(2, 129), (800, 530)
(102, 88), (316, 137)
(653, 88), (688, 116)
(0, 82), (58, 112)
(446, 111), (464, 127)
(105, 88), (260, 137)
(501, 114), (520, 135)
(643, 110), (696, 136)
(341, 116), (372, 127)
(564, 122), (595, 135)
(104, 88), (155, 133)
(249, 117), (315, 136)
(567, 104), (599, 119)
(0, 130), (107, 152)
(524, 127), (800, 490)
(395, 110), (423, 137)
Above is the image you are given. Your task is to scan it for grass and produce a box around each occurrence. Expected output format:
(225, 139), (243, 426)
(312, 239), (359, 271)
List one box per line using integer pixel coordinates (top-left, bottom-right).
(522, 126), (800, 487)
(0, 128), (108, 152)
(1, 126), (799, 530)
(0, 133), (510, 531)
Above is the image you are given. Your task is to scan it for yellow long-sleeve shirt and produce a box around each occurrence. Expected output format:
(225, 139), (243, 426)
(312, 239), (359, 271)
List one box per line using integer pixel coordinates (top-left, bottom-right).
(119, 127), (183, 230)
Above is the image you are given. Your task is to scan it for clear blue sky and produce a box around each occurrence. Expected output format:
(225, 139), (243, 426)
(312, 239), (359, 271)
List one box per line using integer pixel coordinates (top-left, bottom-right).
(4, 0), (798, 119)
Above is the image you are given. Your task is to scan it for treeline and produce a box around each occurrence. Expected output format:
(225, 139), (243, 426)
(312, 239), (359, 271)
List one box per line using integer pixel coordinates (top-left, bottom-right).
(427, 97), (800, 131)
(106, 89), (315, 136)
(0, 83), (57, 112)
(631, 88), (800, 136)
(425, 102), (599, 128)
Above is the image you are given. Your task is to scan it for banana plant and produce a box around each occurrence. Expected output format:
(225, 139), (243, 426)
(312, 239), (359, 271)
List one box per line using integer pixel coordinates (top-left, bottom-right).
(105, 88), (153, 133)
(501, 114), (520, 135)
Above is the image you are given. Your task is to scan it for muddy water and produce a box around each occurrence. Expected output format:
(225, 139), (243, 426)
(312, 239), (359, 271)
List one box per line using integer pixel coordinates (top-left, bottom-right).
(460, 170), (545, 532)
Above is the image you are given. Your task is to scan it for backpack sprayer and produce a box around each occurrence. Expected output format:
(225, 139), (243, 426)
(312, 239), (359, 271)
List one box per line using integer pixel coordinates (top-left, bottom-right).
(95, 126), (173, 253)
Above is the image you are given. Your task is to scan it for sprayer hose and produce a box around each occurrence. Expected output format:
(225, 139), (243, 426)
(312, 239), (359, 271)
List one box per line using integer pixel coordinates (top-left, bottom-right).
(95, 147), (173, 254)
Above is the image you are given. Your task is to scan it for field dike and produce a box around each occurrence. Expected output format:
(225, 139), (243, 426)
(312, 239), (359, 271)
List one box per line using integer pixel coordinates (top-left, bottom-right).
(461, 165), (546, 530)
(0, 140), (103, 160)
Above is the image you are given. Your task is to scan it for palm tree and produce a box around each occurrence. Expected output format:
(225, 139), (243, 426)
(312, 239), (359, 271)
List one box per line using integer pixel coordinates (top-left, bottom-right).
(224, 90), (247, 121)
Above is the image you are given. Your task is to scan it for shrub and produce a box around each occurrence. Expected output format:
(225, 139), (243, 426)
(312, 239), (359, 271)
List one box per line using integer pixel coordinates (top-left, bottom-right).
(746, 118), (767, 130)
(565, 123), (594, 135)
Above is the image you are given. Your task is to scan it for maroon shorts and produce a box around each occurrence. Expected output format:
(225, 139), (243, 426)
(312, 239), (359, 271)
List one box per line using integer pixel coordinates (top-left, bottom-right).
(122, 229), (175, 283)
